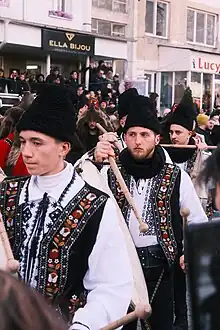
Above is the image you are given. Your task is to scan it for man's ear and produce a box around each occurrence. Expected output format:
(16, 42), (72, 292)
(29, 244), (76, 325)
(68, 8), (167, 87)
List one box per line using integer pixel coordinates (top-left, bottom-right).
(155, 134), (161, 145)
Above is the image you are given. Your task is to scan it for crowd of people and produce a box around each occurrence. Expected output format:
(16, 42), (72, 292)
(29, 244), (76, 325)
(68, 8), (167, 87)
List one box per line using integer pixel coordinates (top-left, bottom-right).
(0, 81), (220, 330)
(0, 60), (120, 97)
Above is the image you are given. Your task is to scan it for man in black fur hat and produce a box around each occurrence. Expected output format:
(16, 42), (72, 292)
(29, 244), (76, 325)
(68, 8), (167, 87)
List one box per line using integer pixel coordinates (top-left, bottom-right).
(166, 99), (211, 329)
(94, 101), (207, 330)
(117, 88), (139, 149)
(0, 85), (133, 329)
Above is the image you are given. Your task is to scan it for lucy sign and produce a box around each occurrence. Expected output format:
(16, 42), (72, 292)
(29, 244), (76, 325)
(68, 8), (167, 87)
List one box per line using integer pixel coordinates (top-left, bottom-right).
(192, 56), (220, 74)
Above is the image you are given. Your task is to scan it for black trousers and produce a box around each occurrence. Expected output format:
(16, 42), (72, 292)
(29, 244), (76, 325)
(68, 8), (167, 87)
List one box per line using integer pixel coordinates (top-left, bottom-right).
(123, 245), (174, 330)
(173, 261), (188, 329)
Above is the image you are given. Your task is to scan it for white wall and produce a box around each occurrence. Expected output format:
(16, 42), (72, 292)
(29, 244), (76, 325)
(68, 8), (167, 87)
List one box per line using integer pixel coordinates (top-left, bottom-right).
(158, 47), (191, 71)
(189, 0), (220, 8)
(0, 0), (92, 32)
(95, 38), (127, 59)
(0, 0), (23, 20)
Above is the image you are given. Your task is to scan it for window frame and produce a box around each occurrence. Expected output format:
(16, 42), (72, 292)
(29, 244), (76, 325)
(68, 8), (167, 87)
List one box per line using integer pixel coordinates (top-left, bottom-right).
(49, 0), (73, 20)
(92, 0), (127, 13)
(91, 18), (126, 37)
(145, 0), (169, 39)
(111, 23), (126, 37)
(0, 0), (9, 6)
(187, 8), (217, 48)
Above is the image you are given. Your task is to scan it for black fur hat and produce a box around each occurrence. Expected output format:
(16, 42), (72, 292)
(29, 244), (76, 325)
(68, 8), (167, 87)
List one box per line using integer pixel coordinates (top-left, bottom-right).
(17, 85), (76, 143)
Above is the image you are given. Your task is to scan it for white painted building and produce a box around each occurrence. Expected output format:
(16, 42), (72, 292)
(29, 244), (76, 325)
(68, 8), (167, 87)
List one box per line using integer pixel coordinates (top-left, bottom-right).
(0, 0), (130, 81)
(132, 0), (220, 112)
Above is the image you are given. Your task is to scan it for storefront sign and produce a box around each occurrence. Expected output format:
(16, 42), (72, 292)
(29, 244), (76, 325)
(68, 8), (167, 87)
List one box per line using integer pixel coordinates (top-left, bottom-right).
(42, 29), (95, 56)
(192, 56), (220, 74)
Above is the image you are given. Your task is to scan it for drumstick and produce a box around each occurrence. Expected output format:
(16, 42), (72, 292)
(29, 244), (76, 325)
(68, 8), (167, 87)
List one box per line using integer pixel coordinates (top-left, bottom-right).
(96, 123), (123, 152)
(100, 304), (151, 330)
(180, 208), (190, 272)
(96, 123), (148, 233)
(0, 212), (19, 273)
(180, 208), (190, 229)
(161, 144), (217, 150)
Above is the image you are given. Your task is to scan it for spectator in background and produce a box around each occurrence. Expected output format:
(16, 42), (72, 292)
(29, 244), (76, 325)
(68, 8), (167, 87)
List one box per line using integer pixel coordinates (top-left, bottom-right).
(19, 73), (30, 93)
(46, 67), (64, 85)
(90, 69), (106, 92)
(0, 68), (7, 93)
(210, 110), (220, 126)
(149, 92), (159, 115)
(66, 71), (78, 91)
(36, 73), (45, 83)
(106, 70), (113, 83)
(18, 91), (34, 111)
(7, 70), (21, 94)
(0, 106), (28, 176)
(77, 107), (110, 152)
(196, 114), (212, 145)
(0, 270), (68, 330)
(113, 74), (120, 96)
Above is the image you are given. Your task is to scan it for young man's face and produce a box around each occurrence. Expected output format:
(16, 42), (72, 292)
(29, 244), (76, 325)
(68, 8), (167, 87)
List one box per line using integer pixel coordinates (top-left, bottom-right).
(77, 87), (84, 96)
(19, 131), (70, 176)
(124, 127), (160, 161)
(170, 124), (191, 145)
(208, 120), (215, 130)
(72, 72), (78, 79)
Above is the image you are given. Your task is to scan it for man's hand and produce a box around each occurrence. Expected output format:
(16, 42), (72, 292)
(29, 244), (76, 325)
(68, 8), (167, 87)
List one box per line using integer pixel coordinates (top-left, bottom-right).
(99, 132), (118, 143)
(94, 141), (115, 163)
(180, 255), (186, 273)
(193, 136), (207, 150)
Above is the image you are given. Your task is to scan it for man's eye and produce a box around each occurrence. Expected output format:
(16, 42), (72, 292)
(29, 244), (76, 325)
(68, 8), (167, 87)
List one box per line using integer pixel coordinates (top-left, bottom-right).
(33, 142), (41, 146)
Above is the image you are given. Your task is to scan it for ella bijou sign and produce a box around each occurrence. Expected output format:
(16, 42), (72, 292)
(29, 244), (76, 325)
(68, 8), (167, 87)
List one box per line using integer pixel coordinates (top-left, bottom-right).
(42, 29), (95, 56)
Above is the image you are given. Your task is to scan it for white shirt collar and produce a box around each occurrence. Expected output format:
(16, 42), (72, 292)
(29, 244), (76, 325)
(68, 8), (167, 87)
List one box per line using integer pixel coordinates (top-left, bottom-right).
(19, 162), (79, 204)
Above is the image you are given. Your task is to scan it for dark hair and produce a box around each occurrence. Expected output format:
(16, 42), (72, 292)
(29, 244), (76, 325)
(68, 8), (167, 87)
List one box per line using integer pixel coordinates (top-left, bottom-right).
(0, 107), (24, 139)
(198, 146), (220, 186)
(0, 270), (68, 330)
(19, 91), (34, 111)
(210, 110), (220, 120)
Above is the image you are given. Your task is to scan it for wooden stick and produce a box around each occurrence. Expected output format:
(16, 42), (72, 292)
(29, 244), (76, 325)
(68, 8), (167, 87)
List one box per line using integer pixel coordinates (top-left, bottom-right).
(161, 144), (217, 150)
(96, 125), (217, 151)
(96, 123), (148, 233)
(180, 208), (190, 229)
(100, 304), (151, 330)
(0, 212), (19, 273)
(96, 123), (123, 152)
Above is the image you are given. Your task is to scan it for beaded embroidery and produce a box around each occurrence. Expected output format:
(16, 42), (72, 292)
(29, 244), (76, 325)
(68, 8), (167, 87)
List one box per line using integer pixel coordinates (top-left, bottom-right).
(0, 177), (108, 320)
(153, 164), (180, 264)
(108, 163), (180, 264)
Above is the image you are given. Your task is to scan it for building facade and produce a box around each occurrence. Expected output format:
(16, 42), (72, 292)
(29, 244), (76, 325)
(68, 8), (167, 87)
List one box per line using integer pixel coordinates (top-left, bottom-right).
(0, 0), (130, 83)
(133, 0), (220, 113)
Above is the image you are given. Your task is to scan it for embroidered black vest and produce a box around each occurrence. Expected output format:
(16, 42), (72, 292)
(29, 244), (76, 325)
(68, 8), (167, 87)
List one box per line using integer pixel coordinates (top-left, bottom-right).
(0, 177), (108, 323)
(108, 163), (183, 265)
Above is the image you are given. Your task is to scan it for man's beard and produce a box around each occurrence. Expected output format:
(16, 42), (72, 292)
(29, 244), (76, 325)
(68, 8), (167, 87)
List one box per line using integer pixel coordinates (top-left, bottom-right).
(129, 147), (155, 161)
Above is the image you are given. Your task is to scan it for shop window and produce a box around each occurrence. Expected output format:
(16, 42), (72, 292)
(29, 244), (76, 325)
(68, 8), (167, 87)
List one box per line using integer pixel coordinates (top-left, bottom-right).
(92, 18), (126, 37)
(187, 8), (217, 46)
(92, 0), (127, 13)
(191, 72), (201, 108)
(49, 0), (72, 20)
(203, 73), (213, 113)
(145, 0), (168, 37)
(174, 72), (187, 104)
(160, 72), (173, 109)
(0, 0), (9, 6)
